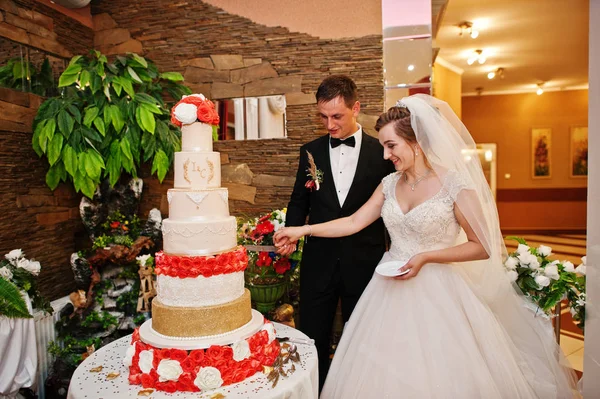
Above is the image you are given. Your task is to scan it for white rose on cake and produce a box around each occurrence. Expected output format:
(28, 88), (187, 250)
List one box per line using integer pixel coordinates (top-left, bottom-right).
(262, 322), (276, 343)
(157, 359), (183, 382)
(173, 103), (198, 124)
(5, 249), (23, 262)
(543, 264), (560, 280)
(138, 349), (154, 374)
(535, 275), (551, 288)
(194, 367), (223, 390)
(516, 244), (530, 255)
(504, 257), (518, 270)
(538, 245), (552, 257)
(562, 261), (575, 273)
(17, 258), (41, 275)
(123, 343), (137, 367)
(232, 340), (251, 361)
(0, 266), (13, 280)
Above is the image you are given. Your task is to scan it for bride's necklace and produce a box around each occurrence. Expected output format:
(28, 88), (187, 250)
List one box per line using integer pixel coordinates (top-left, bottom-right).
(404, 169), (432, 191)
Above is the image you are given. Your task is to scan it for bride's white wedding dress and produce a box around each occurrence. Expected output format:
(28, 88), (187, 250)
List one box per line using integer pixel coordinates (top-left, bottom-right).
(320, 171), (576, 399)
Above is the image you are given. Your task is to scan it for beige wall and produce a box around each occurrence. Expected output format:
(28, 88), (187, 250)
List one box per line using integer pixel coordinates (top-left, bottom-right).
(433, 62), (462, 118)
(203, 0), (382, 39)
(462, 90), (588, 189)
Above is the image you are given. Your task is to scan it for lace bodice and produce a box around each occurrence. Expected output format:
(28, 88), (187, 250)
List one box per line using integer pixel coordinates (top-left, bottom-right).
(381, 170), (468, 261)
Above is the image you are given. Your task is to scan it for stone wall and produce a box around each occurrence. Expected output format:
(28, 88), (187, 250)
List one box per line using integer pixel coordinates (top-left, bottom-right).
(92, 0), (384, 217)
(0, 1), (93, 300)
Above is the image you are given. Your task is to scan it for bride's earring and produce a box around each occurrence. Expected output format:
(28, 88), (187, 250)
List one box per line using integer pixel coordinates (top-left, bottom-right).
(414, 147), (419, 157)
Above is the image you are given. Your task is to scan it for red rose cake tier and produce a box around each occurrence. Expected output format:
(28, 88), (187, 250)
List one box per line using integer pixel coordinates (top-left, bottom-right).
(126, 94), (280, 394)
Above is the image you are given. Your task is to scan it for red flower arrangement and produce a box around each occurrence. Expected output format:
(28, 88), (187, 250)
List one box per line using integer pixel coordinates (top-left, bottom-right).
(126, 321), (281, 393)
(154, 246), (248, 278)
(170, 94), (220, 128)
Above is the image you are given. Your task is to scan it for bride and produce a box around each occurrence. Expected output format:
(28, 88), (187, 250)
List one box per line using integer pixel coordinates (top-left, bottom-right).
(274, 94), (578, 398)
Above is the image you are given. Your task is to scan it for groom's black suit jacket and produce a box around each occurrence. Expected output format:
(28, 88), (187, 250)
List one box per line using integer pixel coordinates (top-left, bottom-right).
(286, 131), (396, 296)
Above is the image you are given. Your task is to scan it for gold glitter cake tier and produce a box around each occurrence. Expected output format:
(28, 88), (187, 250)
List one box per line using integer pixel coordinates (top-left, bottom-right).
(151, 289), (252, 337)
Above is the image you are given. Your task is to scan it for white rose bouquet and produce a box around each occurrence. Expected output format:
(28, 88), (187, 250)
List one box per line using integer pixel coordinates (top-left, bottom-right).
(0, 249), (52, 318)
(504, 237), (586, 329)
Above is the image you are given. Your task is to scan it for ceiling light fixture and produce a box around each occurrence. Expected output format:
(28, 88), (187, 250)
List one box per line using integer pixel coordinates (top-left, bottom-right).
(407, 64), (415, 71)
(458, 22), (479, 39)
(487, 67), (504, 79)
(467, 49), (486, 65)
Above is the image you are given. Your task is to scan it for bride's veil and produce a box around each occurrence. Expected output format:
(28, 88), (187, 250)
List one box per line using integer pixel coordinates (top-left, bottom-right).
(399, 94), (578, 397)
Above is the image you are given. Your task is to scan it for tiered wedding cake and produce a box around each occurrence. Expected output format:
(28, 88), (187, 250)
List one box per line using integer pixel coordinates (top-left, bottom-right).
(124, 95), (280, 394)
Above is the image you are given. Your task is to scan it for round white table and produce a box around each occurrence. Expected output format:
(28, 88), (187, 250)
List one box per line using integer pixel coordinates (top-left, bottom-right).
(67, 323), (318, 399)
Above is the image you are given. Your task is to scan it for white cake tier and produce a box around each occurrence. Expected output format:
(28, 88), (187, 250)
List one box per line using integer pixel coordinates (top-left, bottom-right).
(156, 272), (244, 307)
(139, 309), (265, 349)
(162, 216), (237, 255)
(181, 122), (213, 152)
(167, 188), (229, 220)
(174, 151), (221, 189)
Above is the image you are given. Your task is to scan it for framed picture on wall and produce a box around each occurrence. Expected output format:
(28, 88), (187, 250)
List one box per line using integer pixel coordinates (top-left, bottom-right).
(531, 128), (552, 179)
(569, 126), (588, 178)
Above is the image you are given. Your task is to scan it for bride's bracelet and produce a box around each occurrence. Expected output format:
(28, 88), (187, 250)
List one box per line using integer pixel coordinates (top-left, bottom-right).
(305, 224), (313, 237)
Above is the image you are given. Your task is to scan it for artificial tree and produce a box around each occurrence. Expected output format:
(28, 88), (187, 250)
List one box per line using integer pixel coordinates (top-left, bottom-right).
(32, 50), (191, 198)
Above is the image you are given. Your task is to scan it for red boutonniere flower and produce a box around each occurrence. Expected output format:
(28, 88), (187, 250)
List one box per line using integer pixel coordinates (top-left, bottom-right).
(305, 151), (323, 191)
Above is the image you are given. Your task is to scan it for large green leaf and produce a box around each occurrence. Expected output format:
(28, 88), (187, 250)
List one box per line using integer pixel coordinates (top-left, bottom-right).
(135, 92), (159, 105)
(62, 145), (78, 177)
(140, 102), (162, 115)
(120, 77), (135, 98)
(93, 117), (106, 137)
(141, 130), (156, 161)
(120, 139), (133, 161)
(0, 278), (33, 319)
(137, 106), (156, 134)
(67, 105), (82, 124)
(62, 63), (82, 76)
(79, 69), (91, 88)
(109, 105), (125, 133)
(57, 110), (74, 138)
(80, 175), (97, 198)
(106, 141), (122, 186)
(58, 72), (79, 88)
(151, 149), (169, 182)
(159, 72), (184, 82)
(32, 121), (44, 156)
(47, 133), (64, 166)
(68, 55), (83, 66)
(127, 66), (143, 84)
(83, 107), (99, 128)
(46, 162), (63, 190)
(130, 53), (148, 68)
(83, 151), (101, 180)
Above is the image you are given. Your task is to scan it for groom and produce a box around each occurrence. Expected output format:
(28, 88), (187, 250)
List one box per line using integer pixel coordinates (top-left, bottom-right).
(281, 75), (395, 390)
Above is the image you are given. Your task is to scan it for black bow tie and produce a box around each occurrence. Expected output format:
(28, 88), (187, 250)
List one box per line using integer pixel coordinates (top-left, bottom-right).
(330, 136), (356, 148)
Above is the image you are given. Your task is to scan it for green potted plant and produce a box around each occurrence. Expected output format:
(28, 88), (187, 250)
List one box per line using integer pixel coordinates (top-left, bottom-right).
(32, 50), (191, 198)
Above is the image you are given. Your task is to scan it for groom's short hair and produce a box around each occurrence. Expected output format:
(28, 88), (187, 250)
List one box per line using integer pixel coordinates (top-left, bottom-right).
(316, 75), (358, 109)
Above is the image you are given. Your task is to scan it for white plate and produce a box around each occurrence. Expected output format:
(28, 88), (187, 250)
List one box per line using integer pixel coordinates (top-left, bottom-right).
(375, 260), (410, 277)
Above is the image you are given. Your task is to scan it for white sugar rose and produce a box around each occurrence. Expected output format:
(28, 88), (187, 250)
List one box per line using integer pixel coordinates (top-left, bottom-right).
(138, 349), (154, 374)
(173, 103), (198, 124)
(538, 245), (552, 257)
(504, 257), (519, 270)
(535, 275), (551, 288)
(562, 261), (575, 273)
(0, 266), (13, 280)
(123, 343), (136, 367)
(16, 258), (40, 275)
(516, 244), (530, 255)
(157, 359), (183, 382)
(194, 367), (223, 391)
(5, 249), (23, 262)
(232, 340), (251, 361)
(184, 93), (206, 100)
(262, 322), (276, 343)
(575, 264), (586, 276)
(544, 264), (560, 280)
(506, 270), (518, 282)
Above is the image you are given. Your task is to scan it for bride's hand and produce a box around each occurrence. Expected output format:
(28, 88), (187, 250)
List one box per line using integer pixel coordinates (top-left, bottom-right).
(395, 253), (427, 280)
(274, 227), (305, 249)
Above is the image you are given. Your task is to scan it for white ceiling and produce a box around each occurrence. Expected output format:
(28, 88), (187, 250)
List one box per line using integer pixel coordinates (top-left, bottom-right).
(435, 0), (589, 95)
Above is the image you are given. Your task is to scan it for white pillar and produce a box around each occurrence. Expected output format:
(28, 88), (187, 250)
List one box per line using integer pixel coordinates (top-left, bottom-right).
(233, 98), (245, 141)
(245, 97), (259, 140)
(584, 0), (600, 395)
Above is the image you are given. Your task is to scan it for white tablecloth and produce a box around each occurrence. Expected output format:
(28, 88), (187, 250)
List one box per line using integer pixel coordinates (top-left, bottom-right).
(0, 294), (37, 399)
(67, 323), (318, 399)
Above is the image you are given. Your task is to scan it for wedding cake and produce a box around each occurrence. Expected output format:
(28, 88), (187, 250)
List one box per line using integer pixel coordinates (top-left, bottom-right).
(124, 95), (280, 394)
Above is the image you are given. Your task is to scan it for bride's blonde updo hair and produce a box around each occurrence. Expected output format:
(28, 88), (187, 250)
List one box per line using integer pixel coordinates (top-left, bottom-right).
(375, 106), (416, 143)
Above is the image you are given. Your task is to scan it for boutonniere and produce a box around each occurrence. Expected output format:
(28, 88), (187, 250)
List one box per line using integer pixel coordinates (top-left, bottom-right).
(305, 151), (323, 191)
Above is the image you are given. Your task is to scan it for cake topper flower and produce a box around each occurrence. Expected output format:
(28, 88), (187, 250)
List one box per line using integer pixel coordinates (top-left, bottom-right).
(170, 93), (220, 127)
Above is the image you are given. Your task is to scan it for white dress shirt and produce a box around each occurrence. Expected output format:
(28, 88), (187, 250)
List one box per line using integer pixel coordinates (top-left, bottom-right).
(330, 125), (362, 207)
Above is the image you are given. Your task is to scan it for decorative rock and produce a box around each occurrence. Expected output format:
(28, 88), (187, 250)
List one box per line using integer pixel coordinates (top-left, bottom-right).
(243, 58), (262, 67)
(252, 174), (295, 187)
(211, 82), (243, 99)
(29, 34), (72, 58)
(244, 76), (302, 97)
(0, 0), (19, 14)
(92, 13), (118, 31)
(180, 58), (214, 69)
(0, 99), (37, 124)
(94, 28), (131, 47)
(184, 67), (229, 84)
(0, 21), (29, 45)
(5, 12), (57, 40)
(285, 92), (316, 106)
(210, 54), (244, 70)
(222, 163), (254, 185)
(186, 83), (211, 97)
(220, 153), (230, 164)
(16, 195), (57, 208)
(99, 39), (143, 56)
(36, 211), (70, 225)
(0, 87), (30, 107)
(230, 62), (278, 85)
(222, 183), (257, 204)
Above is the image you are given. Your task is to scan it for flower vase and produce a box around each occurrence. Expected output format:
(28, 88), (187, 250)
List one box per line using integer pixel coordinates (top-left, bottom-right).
(245, 280), (287, 314)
